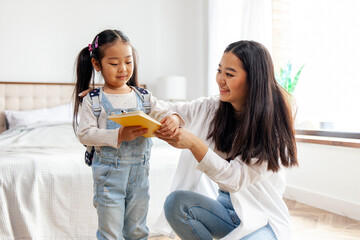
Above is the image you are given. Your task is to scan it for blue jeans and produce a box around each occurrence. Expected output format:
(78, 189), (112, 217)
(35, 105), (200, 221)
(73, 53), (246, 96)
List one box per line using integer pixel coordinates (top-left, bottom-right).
(164, 190), (277, 240)
(92, 156), (150, 240)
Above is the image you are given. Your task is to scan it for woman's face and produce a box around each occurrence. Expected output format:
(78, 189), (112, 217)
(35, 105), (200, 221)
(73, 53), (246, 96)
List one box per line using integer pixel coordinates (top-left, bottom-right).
(216, 52), (249, 111)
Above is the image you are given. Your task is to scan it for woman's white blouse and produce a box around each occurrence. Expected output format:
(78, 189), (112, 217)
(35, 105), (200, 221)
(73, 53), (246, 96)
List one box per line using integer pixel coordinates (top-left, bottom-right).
(154, 96), (292, 240)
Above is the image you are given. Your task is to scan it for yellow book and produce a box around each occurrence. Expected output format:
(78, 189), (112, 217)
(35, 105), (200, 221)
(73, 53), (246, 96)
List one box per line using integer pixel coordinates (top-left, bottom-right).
(107, 111), (161, 138)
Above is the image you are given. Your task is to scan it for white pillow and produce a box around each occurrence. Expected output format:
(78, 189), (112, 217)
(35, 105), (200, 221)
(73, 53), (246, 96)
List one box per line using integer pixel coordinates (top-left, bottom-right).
(5, 103), (73, 129)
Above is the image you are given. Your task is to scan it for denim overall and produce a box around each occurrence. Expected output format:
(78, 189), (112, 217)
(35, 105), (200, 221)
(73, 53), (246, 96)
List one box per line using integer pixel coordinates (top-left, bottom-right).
(92, 92), (152, 240)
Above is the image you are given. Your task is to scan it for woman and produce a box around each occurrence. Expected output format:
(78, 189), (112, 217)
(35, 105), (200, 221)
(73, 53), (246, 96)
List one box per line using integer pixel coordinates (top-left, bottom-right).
(155, 40), (298, 240)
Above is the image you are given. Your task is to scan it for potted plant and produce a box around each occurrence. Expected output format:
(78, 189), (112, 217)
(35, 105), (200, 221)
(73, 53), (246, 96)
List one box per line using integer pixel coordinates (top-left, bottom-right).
(276, 61), (305, 94)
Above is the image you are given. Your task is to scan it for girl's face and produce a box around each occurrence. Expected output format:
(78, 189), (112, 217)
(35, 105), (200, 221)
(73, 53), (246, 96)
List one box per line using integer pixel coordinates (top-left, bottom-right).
(216, 52), (249, 111)
(93, 40), (133, 92)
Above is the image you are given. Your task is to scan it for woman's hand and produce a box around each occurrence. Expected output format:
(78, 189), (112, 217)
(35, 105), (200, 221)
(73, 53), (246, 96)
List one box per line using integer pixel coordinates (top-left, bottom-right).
(78, 88), (92, 97)
(155, 128), (208, 162)
(156, 114), (182, 137)
(155, 127), (192, 149)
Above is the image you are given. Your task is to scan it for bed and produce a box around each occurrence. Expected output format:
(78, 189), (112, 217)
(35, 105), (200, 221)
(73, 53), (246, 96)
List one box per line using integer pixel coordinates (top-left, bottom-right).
(0, 82), (181, 239)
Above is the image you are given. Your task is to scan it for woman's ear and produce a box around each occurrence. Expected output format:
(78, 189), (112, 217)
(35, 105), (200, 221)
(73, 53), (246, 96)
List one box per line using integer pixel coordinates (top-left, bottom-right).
(91, 58), (101, 72)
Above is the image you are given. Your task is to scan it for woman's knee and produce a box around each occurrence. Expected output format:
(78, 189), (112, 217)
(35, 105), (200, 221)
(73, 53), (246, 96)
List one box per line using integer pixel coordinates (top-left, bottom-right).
(164, 190), (183, 210)
(164, 190), (189, 218)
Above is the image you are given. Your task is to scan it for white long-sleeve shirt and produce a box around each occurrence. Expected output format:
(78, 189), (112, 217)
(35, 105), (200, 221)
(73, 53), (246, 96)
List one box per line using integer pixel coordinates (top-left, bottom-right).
(154, 95), (292, 240)
(77, 88), (176, 150)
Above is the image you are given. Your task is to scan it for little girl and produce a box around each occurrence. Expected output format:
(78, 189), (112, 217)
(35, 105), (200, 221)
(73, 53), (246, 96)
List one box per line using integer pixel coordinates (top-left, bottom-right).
(73, 29), (182, 240)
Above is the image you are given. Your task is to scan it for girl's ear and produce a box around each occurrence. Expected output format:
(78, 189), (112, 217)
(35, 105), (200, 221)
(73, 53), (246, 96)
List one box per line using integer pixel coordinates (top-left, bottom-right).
(91, 58), (101, 72)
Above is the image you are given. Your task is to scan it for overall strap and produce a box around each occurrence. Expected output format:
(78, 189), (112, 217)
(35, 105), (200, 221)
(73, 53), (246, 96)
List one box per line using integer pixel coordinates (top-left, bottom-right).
(131, 86), (151, 114)
(100, 93), (115, 113)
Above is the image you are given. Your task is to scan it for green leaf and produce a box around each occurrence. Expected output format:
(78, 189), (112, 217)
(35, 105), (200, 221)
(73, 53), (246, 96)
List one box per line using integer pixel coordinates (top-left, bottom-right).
(289, 64), (305, 94)
(276, 61), (305, 94)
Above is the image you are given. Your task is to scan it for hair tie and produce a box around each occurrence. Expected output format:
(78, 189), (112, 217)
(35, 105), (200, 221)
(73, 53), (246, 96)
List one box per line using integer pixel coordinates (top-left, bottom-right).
(88, 36), (99, 56)
(94, 36), (99, 48)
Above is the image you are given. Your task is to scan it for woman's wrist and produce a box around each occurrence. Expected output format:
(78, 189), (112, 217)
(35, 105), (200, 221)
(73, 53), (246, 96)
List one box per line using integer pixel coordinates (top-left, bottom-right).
(189, 136), (208, 162)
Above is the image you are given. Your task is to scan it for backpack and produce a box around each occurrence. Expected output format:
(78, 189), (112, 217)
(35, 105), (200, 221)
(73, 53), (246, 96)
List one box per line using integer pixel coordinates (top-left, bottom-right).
(84, 86), (151, 166)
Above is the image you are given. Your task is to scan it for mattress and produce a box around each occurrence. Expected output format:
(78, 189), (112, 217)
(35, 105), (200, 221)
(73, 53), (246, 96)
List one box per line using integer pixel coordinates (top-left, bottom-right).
(0, 122), (181, 239)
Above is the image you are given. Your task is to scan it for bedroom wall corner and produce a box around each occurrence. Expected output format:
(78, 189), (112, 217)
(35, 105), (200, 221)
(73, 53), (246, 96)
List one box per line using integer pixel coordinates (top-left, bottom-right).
(284, 142), (360, 221)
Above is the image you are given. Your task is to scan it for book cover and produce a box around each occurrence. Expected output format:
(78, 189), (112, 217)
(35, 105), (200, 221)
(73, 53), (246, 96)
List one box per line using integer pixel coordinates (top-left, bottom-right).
(108, 111), (161, 138)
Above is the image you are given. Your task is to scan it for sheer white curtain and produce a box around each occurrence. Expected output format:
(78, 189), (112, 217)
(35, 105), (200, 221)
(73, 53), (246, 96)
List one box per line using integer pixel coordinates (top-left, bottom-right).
(207, 0), (273, 96)
(290, 0), (360, 132)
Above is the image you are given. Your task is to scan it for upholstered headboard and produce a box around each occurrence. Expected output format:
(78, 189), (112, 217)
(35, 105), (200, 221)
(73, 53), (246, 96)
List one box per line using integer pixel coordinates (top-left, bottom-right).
(0, 82), (75, 133)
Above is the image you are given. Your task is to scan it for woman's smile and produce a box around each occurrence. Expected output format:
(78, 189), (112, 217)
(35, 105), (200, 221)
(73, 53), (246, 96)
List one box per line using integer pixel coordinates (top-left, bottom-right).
(219, 88), (230, 94)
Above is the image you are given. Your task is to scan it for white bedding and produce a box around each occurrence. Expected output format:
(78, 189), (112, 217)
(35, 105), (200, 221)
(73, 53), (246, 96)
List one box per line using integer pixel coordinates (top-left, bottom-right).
(0, 122), (180, 239)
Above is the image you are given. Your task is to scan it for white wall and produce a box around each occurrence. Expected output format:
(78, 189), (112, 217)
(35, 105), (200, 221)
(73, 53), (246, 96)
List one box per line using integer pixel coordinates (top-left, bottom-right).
(284, 142), (360, 221)
(0, 0), (208, 100)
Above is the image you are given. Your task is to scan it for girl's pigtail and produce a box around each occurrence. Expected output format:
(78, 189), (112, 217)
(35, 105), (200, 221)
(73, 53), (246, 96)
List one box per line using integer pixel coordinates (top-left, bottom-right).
(73, 46), (94, 132)
(127, 47), (139, 87)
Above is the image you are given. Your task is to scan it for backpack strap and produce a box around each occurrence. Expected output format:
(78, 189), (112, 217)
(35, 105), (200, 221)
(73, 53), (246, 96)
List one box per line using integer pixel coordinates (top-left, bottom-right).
(131, 86), (151, 114)
(89, 88), (102, 116)
(85, 87), (102, 167)
(84, 146), (95, 166)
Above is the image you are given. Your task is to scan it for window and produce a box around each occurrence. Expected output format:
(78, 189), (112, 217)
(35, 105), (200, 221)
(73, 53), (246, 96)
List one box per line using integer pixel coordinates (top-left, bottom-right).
(274, 0), (360, 134)
(209, 0), (360, 136)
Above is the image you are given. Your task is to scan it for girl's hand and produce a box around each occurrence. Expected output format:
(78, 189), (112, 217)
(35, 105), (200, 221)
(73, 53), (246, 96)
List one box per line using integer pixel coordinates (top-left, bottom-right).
(118, 126), (148, 142)
(157, 114), (182, 137)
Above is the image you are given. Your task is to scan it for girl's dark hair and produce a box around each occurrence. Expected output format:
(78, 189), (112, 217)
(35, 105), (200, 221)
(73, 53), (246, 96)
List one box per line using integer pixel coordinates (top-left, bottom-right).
(72, 29), (139, 131)
(208, 40), (298, 172)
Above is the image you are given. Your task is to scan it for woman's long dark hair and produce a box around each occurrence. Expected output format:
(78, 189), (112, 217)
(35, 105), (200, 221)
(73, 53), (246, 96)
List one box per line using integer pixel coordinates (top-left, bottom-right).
(72, 29), (139, 131)
(208, 40), (298, 172)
